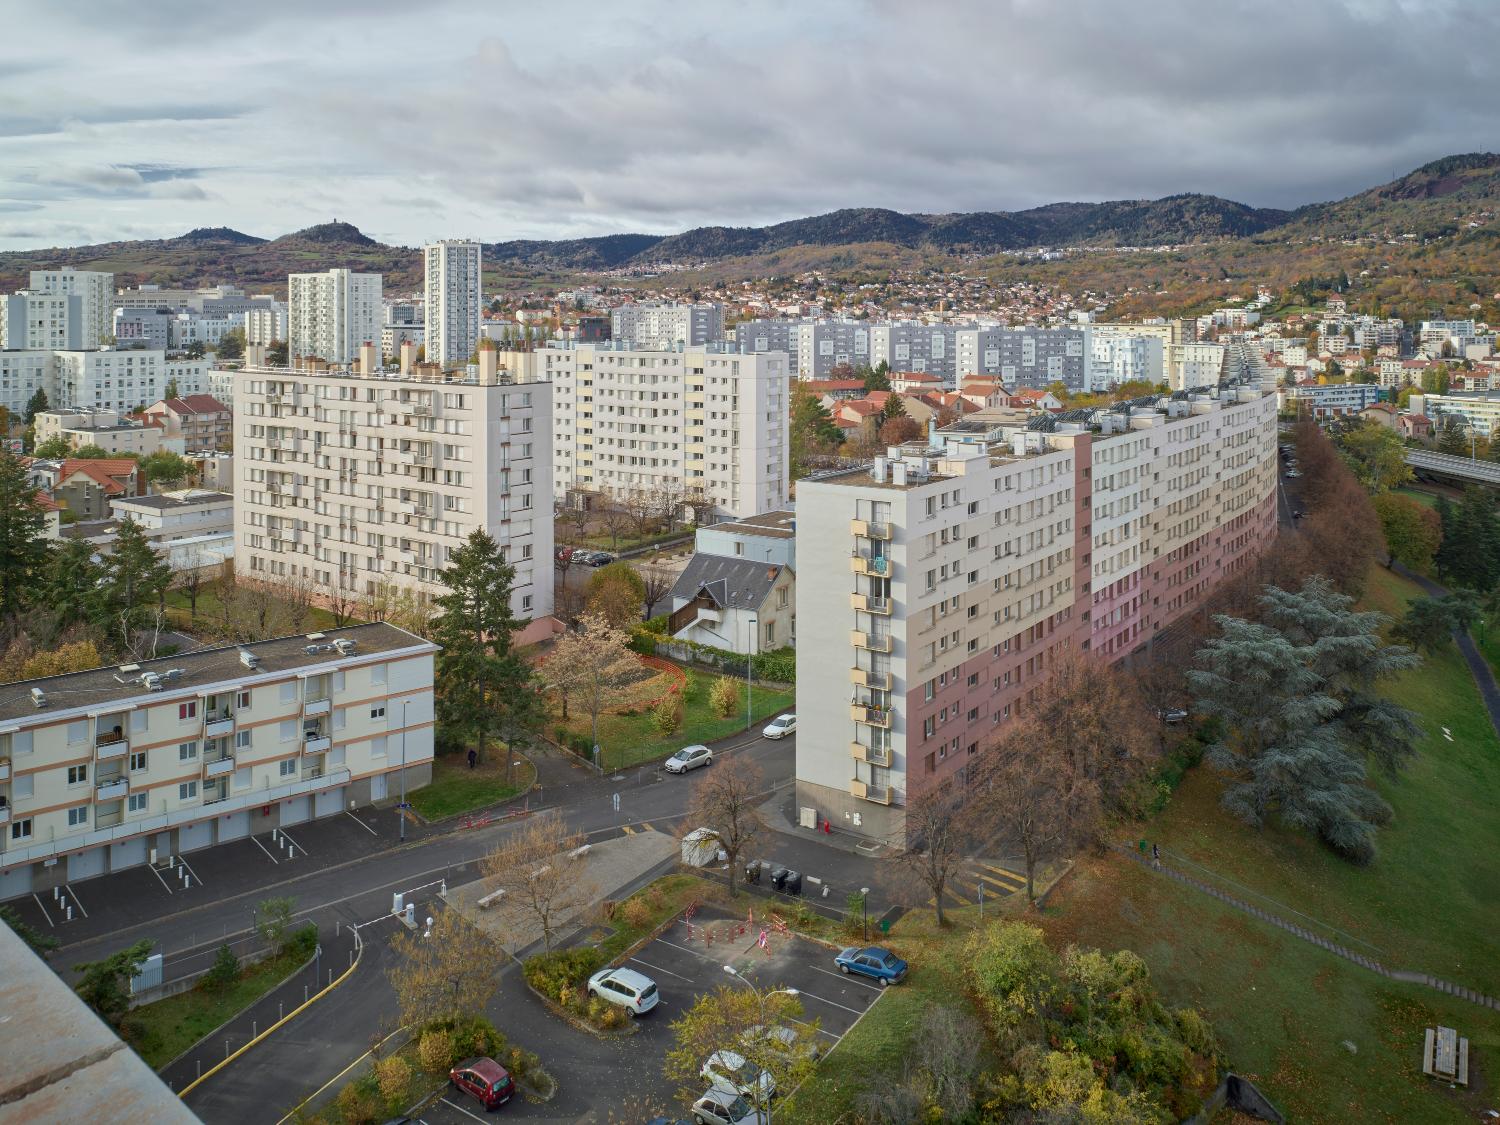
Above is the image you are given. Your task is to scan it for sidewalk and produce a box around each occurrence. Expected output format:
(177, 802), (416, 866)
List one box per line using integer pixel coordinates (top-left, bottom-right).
(160, 920), (360, 1095)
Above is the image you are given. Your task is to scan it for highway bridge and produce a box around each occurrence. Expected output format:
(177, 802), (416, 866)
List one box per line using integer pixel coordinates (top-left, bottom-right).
(1406, 449), (1500, 490)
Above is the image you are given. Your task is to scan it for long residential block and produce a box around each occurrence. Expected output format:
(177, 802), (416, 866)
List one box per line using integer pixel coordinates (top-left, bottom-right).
(795, 381), (1280, 843)
(0, 623), (436, 899)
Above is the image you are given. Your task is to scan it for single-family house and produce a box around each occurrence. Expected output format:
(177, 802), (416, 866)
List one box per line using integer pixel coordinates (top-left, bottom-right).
(667, 554), (795, 654)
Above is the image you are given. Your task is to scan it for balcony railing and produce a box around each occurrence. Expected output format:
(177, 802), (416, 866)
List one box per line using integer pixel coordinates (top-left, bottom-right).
(303, 734), (332, 754)
(0, 758), (9, 782)
(850, 667), (892, 691)
(850, 630), (892, 653)
(96, 777), (129, 800)
(204, 713), (235, 738)
(303, 697), (331, 717)
(851, 518), (891, 540)
(205, 756), (235, 778)
(96, 736), (129, 761)
(850, 553), (891, 577)
(849, 703), (892, 729)
(850, 742), (893, 767)
(0, 805), (9, 825)
(850, 593), (892, 615)
(851, 778), (893, 805)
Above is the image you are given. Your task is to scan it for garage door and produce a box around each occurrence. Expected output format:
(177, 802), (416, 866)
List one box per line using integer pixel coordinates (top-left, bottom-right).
(280, 796), (310, 826)
(109, 838), (148, 873)
(67, 847), (106, 881)
(217, 812), (250, 843)
(369, 773), (387, 802)
(314, 787), (345, 819)
(177, 821), (213, 853)
(0, 865), (32, 902)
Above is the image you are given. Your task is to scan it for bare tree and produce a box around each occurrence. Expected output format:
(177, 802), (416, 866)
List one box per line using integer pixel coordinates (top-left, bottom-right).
(640, 565), (673, 622)
(890, 784), (971, 926)
(542, 613), (638, 758)
(619, 486), (656, 538)
(564, 498), (591, 542)
(387, 905), (500, 1030)
(480, 812), (598, 951)
(175, 550), (208, 624)
(685, 757), (768, 898)
(971, 726), (1076, 903)
(324, 578), (362, 628)
(597, 492), (633, 550)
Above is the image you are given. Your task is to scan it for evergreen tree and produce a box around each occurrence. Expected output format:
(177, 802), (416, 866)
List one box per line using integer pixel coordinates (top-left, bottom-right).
(23, 388), (49, 424)
(97, 519), (173, 655)
(430, 530), (543, 771)
(163, 377), (180, 401)
(789, 383), (841, 478)
(40, 539), (107, 635)
(1435, 487), (1500, 591)
(1187, 578), (1421, 864)
(1438, 420), (1469, 457)
(864, 360), (891, 392)
(0, 449), (49, 621)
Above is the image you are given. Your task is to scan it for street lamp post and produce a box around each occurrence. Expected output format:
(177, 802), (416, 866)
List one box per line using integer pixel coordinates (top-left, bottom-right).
(722, 965), (798, 1125)
(746, 612), (757, 730)
(398, 699), (409, 842)
(860, 887), (870, 941)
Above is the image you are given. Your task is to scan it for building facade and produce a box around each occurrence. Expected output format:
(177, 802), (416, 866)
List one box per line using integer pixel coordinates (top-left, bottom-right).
(423, 241), (481, 368)
(28, 268), (113, 348)
(0, 623), (436, 898)
(954, 327), (1091, 390)
(0, 351), (55, 418)
(233, 346), (554, 633)
(794, 381), (1280, 842)
(1410, 391), (1500, 436)
(541, 342), (789, 521)
(288, 269), (382, 366)
(1, 292), (82, 351)
(611, 303), (724, 350)
(244, 303), (288, 347)
(33, 408), (179, 457)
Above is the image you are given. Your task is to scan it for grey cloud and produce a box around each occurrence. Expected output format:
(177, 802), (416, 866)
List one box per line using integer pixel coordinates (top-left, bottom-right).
(0, 104), (246, 139)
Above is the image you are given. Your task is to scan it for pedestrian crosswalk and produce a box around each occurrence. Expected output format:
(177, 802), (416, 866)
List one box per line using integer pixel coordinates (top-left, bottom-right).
(929, 859), (1028, 909)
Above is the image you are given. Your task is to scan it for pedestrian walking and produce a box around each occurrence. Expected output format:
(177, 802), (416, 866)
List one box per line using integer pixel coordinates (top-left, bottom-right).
(1151, 843), (1161, 869)
(467, 748), (478, 770)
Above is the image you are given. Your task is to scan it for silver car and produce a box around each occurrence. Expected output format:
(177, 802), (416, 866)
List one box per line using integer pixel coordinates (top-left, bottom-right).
(665, 744), (713, 773)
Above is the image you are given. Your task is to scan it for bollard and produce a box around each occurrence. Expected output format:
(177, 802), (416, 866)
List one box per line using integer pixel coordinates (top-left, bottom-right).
(52, 885), (60, 901)
(197, 1060), (202, 1079)
(184, 875), (192, 889)
(327, 969), (332, 986)
(65, 906), (72, 922)
(225, 1039), (230, 1058)
(252, 1021), (257, 1038)
(348, 949), (353, 968)
(280, 1002), (284, 1021)
(304, 984), (309, 1003)
(335, 919), (340, 935)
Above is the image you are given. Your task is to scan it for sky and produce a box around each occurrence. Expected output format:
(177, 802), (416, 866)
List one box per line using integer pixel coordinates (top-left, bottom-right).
(1, 0), (1497, 251)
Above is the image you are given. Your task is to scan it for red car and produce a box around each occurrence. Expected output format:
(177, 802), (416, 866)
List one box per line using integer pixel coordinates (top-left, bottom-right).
(449, 1057), (515, 1110)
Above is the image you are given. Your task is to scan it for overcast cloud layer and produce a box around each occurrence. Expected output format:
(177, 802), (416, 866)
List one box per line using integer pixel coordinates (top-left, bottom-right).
(1, 0), (1496, 251)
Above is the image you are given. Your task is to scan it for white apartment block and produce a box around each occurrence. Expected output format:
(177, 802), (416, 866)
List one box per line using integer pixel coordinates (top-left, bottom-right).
(794, 382), (1279, 843)
(1090, 333), (1165, 387)
(55, 349), (167, 413)
(424, 241), (481, 368)
(0, 351), (54, 417)
(29, 268), (113, 348)
(954, 327), (1091, 390)
(1172, 343), (1226, 390)
(244, 303), (288, 346)
(1, 292), (82, 351)
(1410, 391), (1500, 436)
(0, 623), (436, 898)
(541, 343), (789, 520)
(233, 345), (554, 635)
(288, 269), (382, 366)
(611, 303), (724, 350)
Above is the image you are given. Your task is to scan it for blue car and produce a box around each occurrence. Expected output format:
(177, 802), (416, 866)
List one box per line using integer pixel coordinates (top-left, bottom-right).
(835, 945), (907, 986)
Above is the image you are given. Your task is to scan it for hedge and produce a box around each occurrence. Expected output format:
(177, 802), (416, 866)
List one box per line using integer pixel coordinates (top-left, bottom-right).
(641, 637), (795, 683)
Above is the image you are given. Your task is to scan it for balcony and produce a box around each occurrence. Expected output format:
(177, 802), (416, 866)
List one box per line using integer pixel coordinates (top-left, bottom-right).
(851, 778), (893, 805)
(96, 777), (129, 800)
(204, 755), (235, 778)
(849, 592), (892, 615)
(303, 734), (332, 754)
(302, 765), (326, 781)
(414, 450), (436, 467)
(303, 697), (331, 717)
(850, 667), (892, 691)
(850, 630), (892, 653)
(850, 741), (893, 767)
(204, 713), (235, 738)
(203, 786), (230, 806)
(95, 735), (129, 761)
(851, 518), (891, 540)
(94, 806), (122, 829)
(849, 553), (890, 577)
(0, 758), (8, 782)
(850, 703), (892, 728)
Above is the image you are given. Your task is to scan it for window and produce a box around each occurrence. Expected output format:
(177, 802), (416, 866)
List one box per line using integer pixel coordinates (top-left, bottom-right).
(67, 764), (88, 785)
(67, 806), (88, 828)
(179, 701), (197, 721)
(179, 781), (198, 801)
(279, 759), (297, 778)
(67, 721), (87, 745)
(129, 751), (147, 772)
(10, 819), (31, 840)
(127, 793), (147, 813)
(279, 720), (296, 743)
(235, 730), (252, 749)
(280, 682), (296, 704)
(369, 663), (387, 687)
(178, 741), (198, 761)
(236, 690), (251, 710)
(370, 705), (386, 720)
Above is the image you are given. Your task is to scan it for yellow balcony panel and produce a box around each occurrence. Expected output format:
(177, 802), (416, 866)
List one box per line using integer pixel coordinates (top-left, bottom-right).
(850, 742), (893, 767)
(851, 778), (893, 805)
(850, 630), (892, 653)
(851, 518), (892, 540)
(850, 592), (892, 615)
(850, 667), (892, 691)
(849, 703), (892, 728)
(849, 553), (891, 578)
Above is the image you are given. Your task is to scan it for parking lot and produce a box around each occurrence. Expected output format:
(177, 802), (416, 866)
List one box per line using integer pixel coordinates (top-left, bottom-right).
(416, 903), (888, 1123)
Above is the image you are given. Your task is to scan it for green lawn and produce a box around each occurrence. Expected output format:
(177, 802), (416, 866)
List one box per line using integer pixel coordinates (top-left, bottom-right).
(125, 941), (313, 1069)
(1032, 563), (1500, 1122)
(406, 752), (536, 821)
(563, 668), (794, 770)
(163, 587), (344, 636)
(1393, 486), (1440, 509)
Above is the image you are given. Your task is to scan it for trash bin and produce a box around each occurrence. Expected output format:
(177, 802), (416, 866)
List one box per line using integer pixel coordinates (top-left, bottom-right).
(783, 870), (803, 896)
(745, 859), (762, 885)
(770, 866), (790, 891)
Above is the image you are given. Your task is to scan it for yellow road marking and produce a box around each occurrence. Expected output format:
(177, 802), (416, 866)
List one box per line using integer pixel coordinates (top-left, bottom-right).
(639, 821), (655, 832)
(620, 824), (637, 835)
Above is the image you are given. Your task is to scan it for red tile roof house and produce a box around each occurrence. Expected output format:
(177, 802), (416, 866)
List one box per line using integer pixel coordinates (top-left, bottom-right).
(52, 459), (142, 521)
(800, 378), (867, 402)
(1008, 387), (1064, 411)
(141, 395), (233, 451)
(1397, 413), (1433, 441)
(889, 370), (945, 394)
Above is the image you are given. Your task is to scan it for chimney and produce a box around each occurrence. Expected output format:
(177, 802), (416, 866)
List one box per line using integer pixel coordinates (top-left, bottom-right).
(246, 343), (267, 367)
(358, 342), (378, 375)
(399, 341), (417, 375)
(478, 346), (498, 384)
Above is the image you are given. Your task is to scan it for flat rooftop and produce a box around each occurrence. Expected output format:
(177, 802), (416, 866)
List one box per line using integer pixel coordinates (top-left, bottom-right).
(112, 491), (233, 511)
(705, 509), (796, 538)
(0, 622), (434, 725)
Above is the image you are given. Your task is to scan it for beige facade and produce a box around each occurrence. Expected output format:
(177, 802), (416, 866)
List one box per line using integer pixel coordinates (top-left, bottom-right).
(34, 408), (178, 456)
(233, 346), (553, 629)
(0, 623), (435, 897)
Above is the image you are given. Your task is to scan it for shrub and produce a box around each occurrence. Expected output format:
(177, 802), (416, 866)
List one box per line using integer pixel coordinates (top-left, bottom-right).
(335, 1078), (380, 1124)
(523, 947), (605, 1002)
(651, 695), (683, 736)
(202, 943), (239, 992)
(375, 1055), (411, 1105)
(619, 897), (653, 930)
(709, 675), (741, 718)
(417, 1029), (454, 1074)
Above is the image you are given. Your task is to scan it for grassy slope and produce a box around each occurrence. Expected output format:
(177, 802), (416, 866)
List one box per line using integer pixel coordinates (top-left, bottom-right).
(406, 753), (536, 821)
(1036, 564), (1500, 1123)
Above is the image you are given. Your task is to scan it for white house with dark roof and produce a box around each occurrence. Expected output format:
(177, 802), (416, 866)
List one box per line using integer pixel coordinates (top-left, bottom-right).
(667, 553), (795, 654)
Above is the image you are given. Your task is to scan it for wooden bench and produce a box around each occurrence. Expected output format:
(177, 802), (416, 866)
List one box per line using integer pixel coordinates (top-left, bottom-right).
(1421, 1026), (1469, 1086)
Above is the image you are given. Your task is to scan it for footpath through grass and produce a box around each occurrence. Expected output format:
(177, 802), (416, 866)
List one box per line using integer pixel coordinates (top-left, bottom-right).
(125, 941), (313, 1069)
(1034, 563), (1500, 1123)
(406, 752), (536, 821)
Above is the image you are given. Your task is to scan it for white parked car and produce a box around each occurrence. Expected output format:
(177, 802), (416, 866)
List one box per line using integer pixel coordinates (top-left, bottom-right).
(665, 744), (713, 773)
(741, 1022), (822, 1062)
(761, 713), (797, 739)
(701, 1050), (776, 1102)
(586, 967), (659, 1016)
(691, 1088), (767, 1125)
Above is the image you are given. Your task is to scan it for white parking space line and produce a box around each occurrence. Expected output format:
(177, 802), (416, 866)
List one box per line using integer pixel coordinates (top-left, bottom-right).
(278, 829), (305, 858)
(440, 1096), (491, 1123)
(345, 809), (379, 836)
(650, 935), (740, 965)
(789, 987), (868, 1017)
(251, 835), (279, 863)
(32, 893), (54, 926)
(64, 883), (87, 918)
(787, 1015), (843, 1041)
(807, 964), (883, 992)
(178, 856), (203, 887)
(148, 864), (174, 894)
(629, 956), (696, 983)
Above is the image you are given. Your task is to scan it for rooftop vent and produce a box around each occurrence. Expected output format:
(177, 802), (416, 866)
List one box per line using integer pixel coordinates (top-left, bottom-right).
(306, 632), (326, 641)
(140, 672), (164, 692)
(239, 650), (260, 670)
(30, 687), (48, 709)
(332, 638), (357, 656)
(119, 663), (141, 674)
(304, 643), (333, 656)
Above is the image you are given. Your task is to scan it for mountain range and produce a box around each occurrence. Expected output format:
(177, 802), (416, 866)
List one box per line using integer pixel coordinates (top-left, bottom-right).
(1, 154), (1498, 291)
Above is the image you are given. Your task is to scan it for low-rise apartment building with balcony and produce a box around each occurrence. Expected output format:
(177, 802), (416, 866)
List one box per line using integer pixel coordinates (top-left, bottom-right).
(0, 622), (436, 899)
(233, 343), (554, 638)
(794, 381), (1280, 843)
